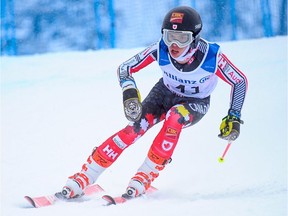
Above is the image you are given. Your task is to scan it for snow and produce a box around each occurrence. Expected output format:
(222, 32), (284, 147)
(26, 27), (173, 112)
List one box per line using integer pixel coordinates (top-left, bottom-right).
(1, 36), (287, 216)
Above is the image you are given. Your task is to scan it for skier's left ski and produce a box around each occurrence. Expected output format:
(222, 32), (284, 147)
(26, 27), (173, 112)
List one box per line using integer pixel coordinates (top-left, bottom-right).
(24, 184), (105, 208)
(102, 186), (158, 206)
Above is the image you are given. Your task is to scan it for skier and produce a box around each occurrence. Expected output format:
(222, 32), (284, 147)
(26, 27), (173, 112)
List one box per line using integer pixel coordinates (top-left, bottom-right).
(59, 6), (248, 199)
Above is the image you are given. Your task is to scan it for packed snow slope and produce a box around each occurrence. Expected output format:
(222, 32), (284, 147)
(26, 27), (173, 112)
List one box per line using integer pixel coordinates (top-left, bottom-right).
(1, 36), (287, 216)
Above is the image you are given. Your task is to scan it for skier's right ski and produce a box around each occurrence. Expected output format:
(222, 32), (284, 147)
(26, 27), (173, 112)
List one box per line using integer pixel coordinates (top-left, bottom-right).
(24, 184), (104, 208)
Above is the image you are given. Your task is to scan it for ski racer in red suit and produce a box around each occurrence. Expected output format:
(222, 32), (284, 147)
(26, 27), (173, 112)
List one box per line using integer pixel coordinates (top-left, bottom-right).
(59, 6), (248, 199)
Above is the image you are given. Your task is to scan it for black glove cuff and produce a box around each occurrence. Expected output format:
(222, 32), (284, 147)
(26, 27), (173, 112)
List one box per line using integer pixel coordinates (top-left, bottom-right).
(123, 88), (138, 102)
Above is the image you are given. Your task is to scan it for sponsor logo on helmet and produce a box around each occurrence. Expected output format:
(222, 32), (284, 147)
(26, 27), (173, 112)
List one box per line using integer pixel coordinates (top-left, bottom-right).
(170, 12), (184, 24)
(195, 23), (202, 30)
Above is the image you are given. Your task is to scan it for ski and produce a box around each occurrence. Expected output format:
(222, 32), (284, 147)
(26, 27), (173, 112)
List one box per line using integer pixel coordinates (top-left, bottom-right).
(102, 186), (158, 206)
(24, 184), (104, 208)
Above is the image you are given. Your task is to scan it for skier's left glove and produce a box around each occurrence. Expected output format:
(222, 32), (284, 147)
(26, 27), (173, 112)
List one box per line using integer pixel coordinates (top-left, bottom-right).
(218, 110), (244, 141)
(122, 87), (142, 122)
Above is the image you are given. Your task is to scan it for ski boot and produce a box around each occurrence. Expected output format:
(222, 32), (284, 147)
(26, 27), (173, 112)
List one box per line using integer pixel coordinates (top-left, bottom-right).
(55, 177), (84, 200)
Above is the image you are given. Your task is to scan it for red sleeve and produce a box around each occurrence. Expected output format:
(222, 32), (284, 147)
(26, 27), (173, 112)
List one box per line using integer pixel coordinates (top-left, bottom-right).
(216, 53), (248, 89)
(129, 46), (157, 73)
(216, 52), (248, 114)
(118, 42), (158, 88)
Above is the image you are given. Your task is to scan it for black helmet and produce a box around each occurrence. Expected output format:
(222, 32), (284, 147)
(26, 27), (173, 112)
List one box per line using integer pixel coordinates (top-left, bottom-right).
(162, 6), (202, 37)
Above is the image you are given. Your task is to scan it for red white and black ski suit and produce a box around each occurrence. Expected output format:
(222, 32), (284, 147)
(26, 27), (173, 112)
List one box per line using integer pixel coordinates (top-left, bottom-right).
(75, 38), (248, 190)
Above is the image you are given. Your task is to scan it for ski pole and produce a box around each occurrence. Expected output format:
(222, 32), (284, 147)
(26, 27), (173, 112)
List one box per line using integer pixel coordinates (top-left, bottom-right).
(218, 141), (232, 163)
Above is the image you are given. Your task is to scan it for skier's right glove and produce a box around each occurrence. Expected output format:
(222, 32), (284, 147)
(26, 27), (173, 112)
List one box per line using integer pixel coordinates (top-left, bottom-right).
(218, 113), (244, 141)
(122, 87), (142, 122)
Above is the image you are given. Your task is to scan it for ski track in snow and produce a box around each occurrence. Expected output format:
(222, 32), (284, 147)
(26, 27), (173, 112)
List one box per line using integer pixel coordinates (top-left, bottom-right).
(1, 36), (287, 216)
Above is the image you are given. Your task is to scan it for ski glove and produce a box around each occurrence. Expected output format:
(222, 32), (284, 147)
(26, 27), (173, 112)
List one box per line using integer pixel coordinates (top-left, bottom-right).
(218, 113), (244, 141)
(123, 88), (142, 122)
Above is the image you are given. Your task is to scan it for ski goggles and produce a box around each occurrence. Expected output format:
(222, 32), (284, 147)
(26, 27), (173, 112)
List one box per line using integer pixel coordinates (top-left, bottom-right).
(163, 29), (194, 48)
